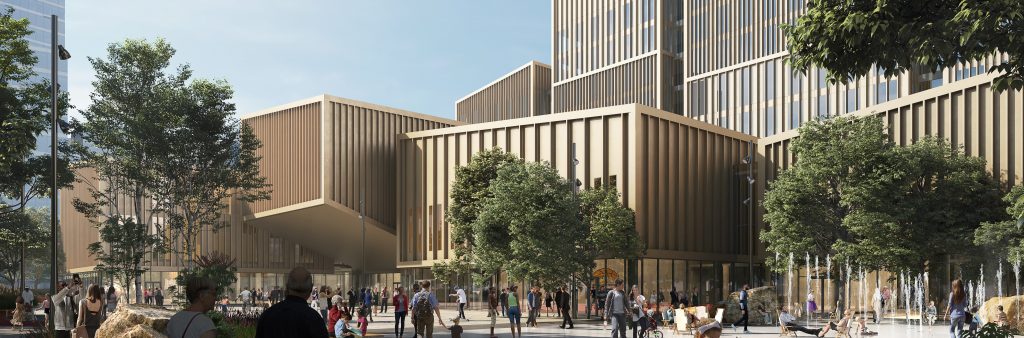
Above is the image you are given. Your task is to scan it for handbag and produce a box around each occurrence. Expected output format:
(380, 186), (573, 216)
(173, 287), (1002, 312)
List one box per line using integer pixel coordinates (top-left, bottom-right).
(72, 325), (89, 338)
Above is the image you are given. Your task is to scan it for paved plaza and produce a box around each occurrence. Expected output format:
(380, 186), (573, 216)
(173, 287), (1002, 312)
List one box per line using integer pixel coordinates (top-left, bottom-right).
(355, 307), (987, 338)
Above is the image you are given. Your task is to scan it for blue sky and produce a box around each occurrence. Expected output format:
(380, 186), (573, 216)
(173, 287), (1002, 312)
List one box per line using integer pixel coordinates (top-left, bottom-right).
(67, 1), (551, 120)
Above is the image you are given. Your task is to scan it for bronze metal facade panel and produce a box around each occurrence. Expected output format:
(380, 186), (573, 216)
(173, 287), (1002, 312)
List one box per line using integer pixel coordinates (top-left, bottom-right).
(246, 102), (322, 214)
(456, 62), (552, 123)
(397, 104), (756, 268)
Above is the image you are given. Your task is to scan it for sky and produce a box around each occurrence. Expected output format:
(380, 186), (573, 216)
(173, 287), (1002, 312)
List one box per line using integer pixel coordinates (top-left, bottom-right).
(67, 1), (551, 121)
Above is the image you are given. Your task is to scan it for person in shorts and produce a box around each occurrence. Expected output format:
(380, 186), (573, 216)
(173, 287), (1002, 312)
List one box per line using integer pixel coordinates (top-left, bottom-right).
(488, 287), (499, 338)
(506, 285), (522, 338)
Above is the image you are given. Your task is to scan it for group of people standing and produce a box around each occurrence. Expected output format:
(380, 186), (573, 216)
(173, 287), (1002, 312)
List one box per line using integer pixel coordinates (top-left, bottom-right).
(143, 287), (164, 306)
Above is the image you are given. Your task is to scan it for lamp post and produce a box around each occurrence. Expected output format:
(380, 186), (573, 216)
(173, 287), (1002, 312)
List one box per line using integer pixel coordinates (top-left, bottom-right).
(743, 141), (754, 287)
(50, 14), (71, 333)
(569, 142), (580, 319)
(360, 189), (366, 289)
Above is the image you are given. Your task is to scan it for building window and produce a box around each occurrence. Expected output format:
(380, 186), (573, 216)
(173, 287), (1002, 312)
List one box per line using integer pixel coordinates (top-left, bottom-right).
(741, 68), (750, 105)
(296, 244), (313, 264)
(818, 94), (828, 119)
(846, 88), (858, 113)
(270, 237), (283, 263)
(594, 178), (603, 188)
(887, 80), (898, 101)
(765, 107), (776, 136)
(818, 69), (827, 89)
(790, 100), (801, 130)
(609, 175), (618, 188)
(742, 111), (750, 134)
(876, 82), (887, 104)
(718, 74), (729, 111)
(766, 62), (776, 99)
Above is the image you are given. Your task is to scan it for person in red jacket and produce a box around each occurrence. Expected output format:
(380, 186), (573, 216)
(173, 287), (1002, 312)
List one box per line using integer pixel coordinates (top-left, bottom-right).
(393, 286), (410, 337)
(328, 303), (344, 337)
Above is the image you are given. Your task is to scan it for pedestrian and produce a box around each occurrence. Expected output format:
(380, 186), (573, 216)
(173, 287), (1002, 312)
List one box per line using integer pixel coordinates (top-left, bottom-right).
(357, 307), (369, 335)
(155, 287), (164, 307)
(254, 267), (330, 338)
(373, 287), (381, 314)
(319, 287), (331, 324)
(945, 279), (968, 338)
(328, 302), (343, 337)
(347, 289), (358, 315)
(499, 288), (509, 317)
(670, 286), (679, 308)
(506, 285), (522, 338)
(240, 287), (252, 312)
(679, 289), (690, 308)
(487, 286), (499, 338)
(165, 277), (218, 338)
(559, 286), (574, 329)
(806, 291), (816, 317)
(393, 286), (409, 338)
(526, 286), (540, 327)
(555, 287), (563, 318)
(362, 287), (375, 322)
(21, 287), (33, 308)
(732, 284), (750, 333)
(443, 317), (464, 338)
(605, 279), (629, 338)
(52, 280), (81, 338)
(382, 287), (390, 313)
(412, 280), (445, 338)
(76, 284), (107, 338)
(42, 293), (50, 327)
(12, 296), (26, 331)
(597, 286), (608, 321)
(545, 291), (554, 317)
(411, 283), (422, 338)
(450, 286), (468, 320)
(690, 287), (699, 306)
(106, 286), (117, 313)
(629, 285), (648, 338)
(221, 296), (229, 314)
(144, 288), (152, 304)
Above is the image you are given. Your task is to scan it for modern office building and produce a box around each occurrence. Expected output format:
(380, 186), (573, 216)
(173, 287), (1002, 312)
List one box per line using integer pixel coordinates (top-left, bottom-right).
(456, 61), (551, 123)
(551, 0), (684, 115)
(398, 103), (759, 305)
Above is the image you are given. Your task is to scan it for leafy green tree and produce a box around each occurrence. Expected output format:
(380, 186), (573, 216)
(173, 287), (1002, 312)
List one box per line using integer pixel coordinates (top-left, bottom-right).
(784, 0), (1024, 91)
(475, 161), (589, 286)
(154, 74), (270, 269)
(579, 185), (645, 266)
(761, 116), (1003, 273)
(974, 186), (1024, 261)
(87, 215), (161, 303)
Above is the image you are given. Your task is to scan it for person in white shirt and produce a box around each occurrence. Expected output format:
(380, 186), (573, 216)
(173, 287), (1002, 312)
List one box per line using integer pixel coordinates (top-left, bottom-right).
(450, 287), (468, 320)
(240, 288), (252, 312)
(21, 288), (33, 307)
(51, 280), (82, 338)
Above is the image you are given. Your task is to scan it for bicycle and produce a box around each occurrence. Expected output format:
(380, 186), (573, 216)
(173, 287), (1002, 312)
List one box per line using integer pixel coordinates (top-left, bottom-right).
(644, 316), (664, 338)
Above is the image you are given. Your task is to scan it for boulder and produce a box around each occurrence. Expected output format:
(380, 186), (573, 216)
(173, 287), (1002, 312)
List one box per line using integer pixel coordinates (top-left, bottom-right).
(979, 296), (1024, 332)
(95, 304), (175, 338)
(724, 286), (778, 324)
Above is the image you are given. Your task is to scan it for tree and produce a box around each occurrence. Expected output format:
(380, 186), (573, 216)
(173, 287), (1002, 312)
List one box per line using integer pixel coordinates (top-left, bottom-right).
(154, 74), (270, 268)
(974, 186), (1024, 261)
(0, 211), (42, 288)
(761, 116), (1004, 273)
(784, 0), (1024, 91)
(474, 161), (590, 287)
(87, 215), (161, 303)
(579, 185), (645, 272)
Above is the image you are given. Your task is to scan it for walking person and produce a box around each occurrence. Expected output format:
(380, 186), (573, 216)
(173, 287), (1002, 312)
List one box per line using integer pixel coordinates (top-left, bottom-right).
(545, 291), (554, 317)
(412, 281), (446, 338)
(254, 267), (330, 338)
(604, 279), (629, 338)
(382, 287), (390, 313)
(240, 287), (252, 313)
(393, 286), (409, 338)
(450, 286), (468, 320)
(499, 288), (509, 317)
(318, 287), (331, 325)
(155, 287), (165, 307)
(487, 286), (499, 338)
(106, 286), (118, 313)
(629, 285), (648, 338)
(52, 280), (81, 338)
(732, 284), (750, 333)
(506, 285), (522, 338)
(559, 286), (574, 329)
(945, 279), (968, 338)
(347, 289), (358, 315)
(42, 294), (50, 327)
(373, 287), (381, 314)
(362, 287), (375, 322)
(165, 277), (218, 338)
(526, 286), (541, 327)
(597, 286), (608, 321)
(554, 287), (563, 318)
(76, 284), (107, 338)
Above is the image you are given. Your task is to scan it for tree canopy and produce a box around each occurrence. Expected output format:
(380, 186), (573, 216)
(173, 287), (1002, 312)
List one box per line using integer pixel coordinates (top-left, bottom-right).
(784, 0), (1024, 91)
(436, 148), (644, 288)
(761, 116), (1004, 273)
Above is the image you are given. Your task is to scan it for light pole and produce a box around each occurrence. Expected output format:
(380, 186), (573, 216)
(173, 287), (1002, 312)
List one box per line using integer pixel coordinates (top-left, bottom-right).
(50, 14), (71, 333)
(360, 189), (366, 289)
(742, 141), (754, 287)
(569, 142), (580, 319)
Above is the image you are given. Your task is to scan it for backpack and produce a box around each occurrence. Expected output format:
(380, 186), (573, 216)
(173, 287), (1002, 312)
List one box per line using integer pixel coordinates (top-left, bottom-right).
(413, 292), (433, 322)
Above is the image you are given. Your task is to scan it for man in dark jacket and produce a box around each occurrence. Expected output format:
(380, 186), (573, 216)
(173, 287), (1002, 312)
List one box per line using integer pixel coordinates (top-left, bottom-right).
(255, 267), (329, 338)
(558, 287), (573, 329)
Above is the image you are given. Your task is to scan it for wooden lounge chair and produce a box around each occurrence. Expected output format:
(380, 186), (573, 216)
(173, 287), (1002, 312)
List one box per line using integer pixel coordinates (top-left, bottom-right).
(778, 311), (796, 337)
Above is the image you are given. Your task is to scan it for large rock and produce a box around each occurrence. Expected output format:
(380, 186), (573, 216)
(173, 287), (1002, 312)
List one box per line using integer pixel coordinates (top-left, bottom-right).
(724, 286), (778, 324)
(95, 304), (175, 338)
(980, 296), (1024, 332)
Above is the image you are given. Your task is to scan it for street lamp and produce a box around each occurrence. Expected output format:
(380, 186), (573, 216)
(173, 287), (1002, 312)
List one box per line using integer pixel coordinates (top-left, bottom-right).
(50, 14), (70, 333)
